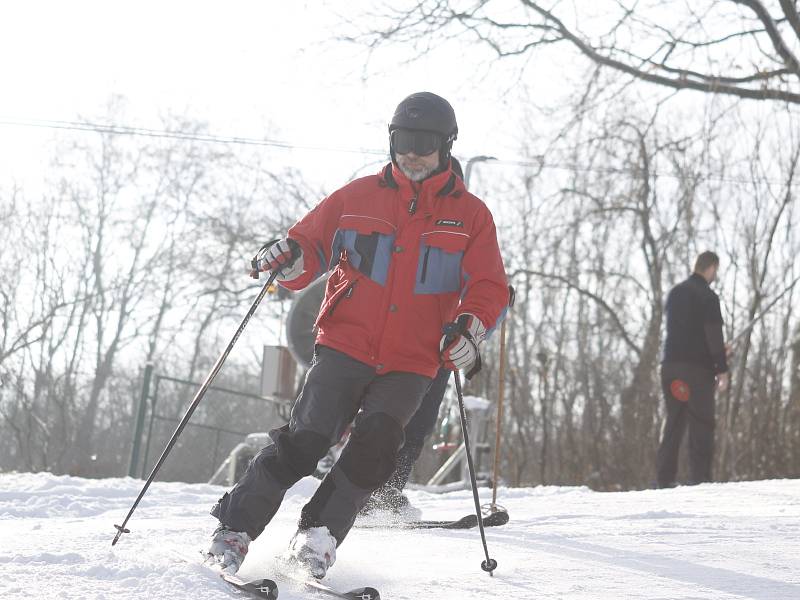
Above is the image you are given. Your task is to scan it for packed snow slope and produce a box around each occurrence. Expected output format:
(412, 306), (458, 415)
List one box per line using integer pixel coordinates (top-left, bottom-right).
(1, 472), (799, 599)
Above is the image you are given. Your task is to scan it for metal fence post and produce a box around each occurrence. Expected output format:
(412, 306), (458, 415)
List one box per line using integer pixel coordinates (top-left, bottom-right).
(128, 363), (154, 478)
(141, 375), (161, 479)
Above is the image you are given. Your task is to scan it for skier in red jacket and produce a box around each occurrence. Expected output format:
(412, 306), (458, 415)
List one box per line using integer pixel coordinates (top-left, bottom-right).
(207, 92), (508, 578)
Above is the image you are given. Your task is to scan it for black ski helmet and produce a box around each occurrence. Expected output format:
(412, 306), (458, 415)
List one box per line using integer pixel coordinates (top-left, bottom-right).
(389, 92), (458, 166)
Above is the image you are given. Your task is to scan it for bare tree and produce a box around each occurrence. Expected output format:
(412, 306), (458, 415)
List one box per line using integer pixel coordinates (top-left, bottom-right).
(346, 2), (800, 489)
(0, 100), (326, 477)
(353, 1), (800, 104)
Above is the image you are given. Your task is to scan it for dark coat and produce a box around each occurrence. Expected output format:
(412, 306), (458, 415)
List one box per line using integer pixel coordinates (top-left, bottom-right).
(663, 273), (728, 374)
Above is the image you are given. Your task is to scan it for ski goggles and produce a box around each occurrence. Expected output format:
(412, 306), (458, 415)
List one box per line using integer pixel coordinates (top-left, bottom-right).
(390, 129), (443, 156)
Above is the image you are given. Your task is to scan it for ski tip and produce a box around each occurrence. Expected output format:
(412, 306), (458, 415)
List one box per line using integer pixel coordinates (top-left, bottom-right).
(247, 578), (279, 600)
(485, 510), (509, 526)
(345, 586), (381, 600)
(221, 572), (279, 599)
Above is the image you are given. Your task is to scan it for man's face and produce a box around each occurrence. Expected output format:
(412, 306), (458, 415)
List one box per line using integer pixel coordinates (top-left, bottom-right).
(396, 150), (440, 182)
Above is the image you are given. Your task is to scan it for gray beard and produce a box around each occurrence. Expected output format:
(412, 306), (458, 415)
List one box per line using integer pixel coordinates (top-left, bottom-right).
(399, 162), (437, 182)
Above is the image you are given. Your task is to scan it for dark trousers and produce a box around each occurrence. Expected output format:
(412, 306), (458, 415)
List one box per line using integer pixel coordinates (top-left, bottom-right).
(656, 362), (716, 487)
(383, 367), (450, 493)
(211, 345), (430, 544)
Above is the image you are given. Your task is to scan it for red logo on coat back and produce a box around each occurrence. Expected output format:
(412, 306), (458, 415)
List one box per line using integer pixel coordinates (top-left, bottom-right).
(670, 379), (690, 402)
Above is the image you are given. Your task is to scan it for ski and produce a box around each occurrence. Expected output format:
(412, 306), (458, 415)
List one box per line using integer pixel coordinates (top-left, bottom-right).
(169, 549), (279, 599)
(359, 509), (509, 530)
(287, 574), (380, 600)
(406, 509), (509, 530)
(219, 571), (279, 600)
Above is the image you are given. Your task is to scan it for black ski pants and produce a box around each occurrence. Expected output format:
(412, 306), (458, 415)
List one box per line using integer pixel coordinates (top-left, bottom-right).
(656, 362), (716, 488)
(382, 366), (450, 493)
(211, 345), (430, 544)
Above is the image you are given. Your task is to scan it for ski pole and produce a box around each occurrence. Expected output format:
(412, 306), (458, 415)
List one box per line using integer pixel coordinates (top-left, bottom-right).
(112, 242), (294, 546)
(490, 285), (515, 513)
(451, 368), (498, 575)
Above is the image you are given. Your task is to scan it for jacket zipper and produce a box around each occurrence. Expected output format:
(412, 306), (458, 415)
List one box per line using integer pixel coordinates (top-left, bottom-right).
(420, 246), (431, 283)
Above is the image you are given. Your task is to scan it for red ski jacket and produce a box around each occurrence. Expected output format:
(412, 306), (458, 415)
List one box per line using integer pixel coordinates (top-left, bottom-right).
(282, 161), (508, 378)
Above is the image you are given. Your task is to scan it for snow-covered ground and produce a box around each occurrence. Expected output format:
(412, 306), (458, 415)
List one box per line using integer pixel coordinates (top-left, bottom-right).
(1, 472), (799, 599)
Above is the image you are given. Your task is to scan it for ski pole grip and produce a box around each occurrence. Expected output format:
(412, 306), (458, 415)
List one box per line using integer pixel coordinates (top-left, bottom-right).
(250, 238), (280, 280)
(250, 237), (300, 280)
(441, 318), (482, 380)
(441, 318), (466, 349)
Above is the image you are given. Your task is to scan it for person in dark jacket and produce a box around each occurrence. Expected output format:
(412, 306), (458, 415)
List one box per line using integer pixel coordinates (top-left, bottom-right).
(205, 92), (508, 578)
(656, 251), (729, 488)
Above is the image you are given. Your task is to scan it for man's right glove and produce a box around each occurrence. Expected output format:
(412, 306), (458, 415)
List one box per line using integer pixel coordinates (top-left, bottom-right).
(440, 313), (486, 375)
(257, 238), (304, 281)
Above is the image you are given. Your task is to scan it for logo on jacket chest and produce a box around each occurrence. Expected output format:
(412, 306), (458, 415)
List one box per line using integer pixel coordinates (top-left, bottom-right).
(435, 219), (464, 227)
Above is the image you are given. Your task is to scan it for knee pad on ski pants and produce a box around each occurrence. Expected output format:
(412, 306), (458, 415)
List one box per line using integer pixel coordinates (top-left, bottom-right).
(263, 424), (331, 486)
(338, 412), (405, 489)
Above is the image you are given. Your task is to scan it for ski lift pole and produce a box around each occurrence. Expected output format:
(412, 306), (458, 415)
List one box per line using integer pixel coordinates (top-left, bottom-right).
(490, 285), (515, 512)
(112, 241), (292, 546)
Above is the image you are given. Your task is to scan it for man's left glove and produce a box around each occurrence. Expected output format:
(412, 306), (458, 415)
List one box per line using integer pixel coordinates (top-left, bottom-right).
(440, 313), (486, 372)
(258, 238), (304, 281)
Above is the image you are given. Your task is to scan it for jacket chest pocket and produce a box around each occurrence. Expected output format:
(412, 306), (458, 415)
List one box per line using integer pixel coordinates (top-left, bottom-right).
(330, 214), (396, 286)
(415, 230), (469, 294)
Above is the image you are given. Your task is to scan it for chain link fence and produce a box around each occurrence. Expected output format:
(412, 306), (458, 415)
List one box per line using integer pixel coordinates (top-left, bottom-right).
(134, 372), (291, 484)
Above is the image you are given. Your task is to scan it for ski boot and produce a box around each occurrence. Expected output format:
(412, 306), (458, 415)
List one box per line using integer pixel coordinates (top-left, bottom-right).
(206, 524), (251, 573)
(360, 485), (422, 521)
(287, 526), (337, 579)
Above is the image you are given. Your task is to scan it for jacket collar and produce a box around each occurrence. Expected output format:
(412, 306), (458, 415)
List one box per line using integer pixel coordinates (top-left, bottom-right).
(690, 272), (710, 287)
(381, 161), (463, 198)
